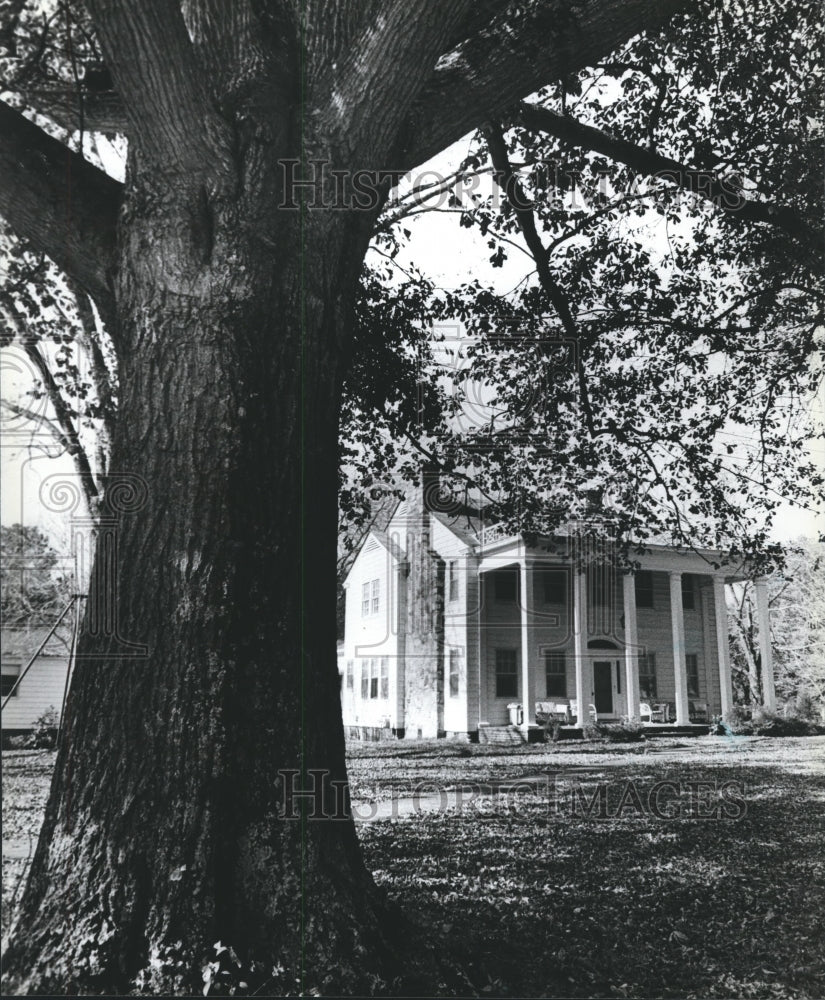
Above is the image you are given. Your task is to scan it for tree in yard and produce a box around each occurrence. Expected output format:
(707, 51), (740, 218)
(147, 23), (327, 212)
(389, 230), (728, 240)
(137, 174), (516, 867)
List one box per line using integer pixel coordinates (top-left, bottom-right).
(1, 236), (117, 520)
(0, 0), (822, 994)
(0, 523), (72, 626)
(728, 539), (825, 717)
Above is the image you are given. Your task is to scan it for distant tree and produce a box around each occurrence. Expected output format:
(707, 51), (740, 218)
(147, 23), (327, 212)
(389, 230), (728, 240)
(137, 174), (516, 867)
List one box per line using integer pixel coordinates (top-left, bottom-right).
(728, 539), (825, 717)
(1, 233), (116, 520)
(0, 523), (72, 626)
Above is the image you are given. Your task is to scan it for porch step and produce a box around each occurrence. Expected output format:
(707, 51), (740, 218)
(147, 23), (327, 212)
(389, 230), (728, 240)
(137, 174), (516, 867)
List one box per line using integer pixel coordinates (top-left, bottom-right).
(477, 725), (525, 746)
(643, 724), (710, 738)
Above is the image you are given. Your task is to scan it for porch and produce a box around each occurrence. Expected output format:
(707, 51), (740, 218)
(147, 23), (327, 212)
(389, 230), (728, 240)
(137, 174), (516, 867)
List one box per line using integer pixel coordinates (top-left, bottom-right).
(473, 532), (775, 738)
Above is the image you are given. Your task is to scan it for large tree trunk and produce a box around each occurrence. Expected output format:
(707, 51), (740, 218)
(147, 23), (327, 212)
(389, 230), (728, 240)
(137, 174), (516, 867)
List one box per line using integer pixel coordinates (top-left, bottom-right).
(3, 140), (389, 995)
(0, 1), (700, 992)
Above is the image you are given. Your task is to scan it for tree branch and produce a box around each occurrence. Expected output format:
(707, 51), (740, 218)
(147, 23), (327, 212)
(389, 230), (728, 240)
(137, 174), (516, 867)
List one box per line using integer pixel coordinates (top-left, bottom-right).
(518, 101), (822, 254)
(0, 100), (120, 326)
(485, 122), (601, 440)
(83, 0), (233, 175)
(17, 86), (127, 136)
(396, 0), (696, 171)
(66, 278), (117, 452)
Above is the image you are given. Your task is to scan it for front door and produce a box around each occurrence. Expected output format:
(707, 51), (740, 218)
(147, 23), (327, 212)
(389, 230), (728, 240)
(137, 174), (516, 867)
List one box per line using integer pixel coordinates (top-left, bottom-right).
(594, 661), (614, 714)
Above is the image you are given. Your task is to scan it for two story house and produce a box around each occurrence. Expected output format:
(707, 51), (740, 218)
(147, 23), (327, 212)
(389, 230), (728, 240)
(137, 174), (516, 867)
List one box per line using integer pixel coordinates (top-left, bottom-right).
(340, 474), (776, 740)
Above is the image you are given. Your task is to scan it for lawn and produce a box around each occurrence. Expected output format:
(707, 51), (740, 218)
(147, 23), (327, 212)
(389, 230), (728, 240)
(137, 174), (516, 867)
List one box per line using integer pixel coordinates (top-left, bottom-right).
(3, 736), (825, 997)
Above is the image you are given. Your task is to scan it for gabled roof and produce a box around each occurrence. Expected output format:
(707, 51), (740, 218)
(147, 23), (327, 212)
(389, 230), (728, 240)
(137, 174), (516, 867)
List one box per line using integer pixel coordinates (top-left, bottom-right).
(343, 528), (406, 585)
(431, 509), (482, 548)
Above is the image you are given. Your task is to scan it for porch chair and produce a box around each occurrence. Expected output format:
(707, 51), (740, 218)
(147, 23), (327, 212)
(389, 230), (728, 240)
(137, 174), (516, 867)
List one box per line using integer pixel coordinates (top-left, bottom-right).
(689, 700), (709, 723)
(535, 700), (573, 725)
(570, 700), (598, 725)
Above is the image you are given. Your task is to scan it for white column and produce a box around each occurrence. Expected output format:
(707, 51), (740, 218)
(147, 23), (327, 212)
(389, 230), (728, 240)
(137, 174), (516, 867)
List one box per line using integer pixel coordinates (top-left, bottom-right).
(712, 575), (733, 717)
(622, 573), (640, 720)
(754, 578), (775, 711)
(520, 559), (536, 729)
(669, 571), (690, 725)
(573, 569), (587, 724)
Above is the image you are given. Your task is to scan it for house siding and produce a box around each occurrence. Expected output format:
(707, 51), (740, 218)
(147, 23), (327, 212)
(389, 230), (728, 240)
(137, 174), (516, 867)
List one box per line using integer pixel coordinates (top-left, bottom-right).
(1, 656), (68, 729)
(342, 535), (400, 733)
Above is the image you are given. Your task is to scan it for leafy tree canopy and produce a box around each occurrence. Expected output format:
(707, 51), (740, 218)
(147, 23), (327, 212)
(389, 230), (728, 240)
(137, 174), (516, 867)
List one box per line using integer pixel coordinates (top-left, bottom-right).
(2, 0), (823, 572)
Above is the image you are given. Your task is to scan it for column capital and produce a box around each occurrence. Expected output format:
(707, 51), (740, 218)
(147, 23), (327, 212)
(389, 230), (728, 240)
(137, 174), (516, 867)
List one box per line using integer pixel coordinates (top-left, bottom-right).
(668, 568), (683, 580)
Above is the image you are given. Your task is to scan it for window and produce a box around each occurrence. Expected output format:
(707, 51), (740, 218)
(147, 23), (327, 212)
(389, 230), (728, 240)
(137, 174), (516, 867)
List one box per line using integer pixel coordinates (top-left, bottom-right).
(380, 658), (389, 700)
(370, 658), (379, 699)
(495, 648), (518, 697)
(494, 568), (518, 602)
(544, 651), (566, 698)
(346, 660), (354, 691)
(361, 579), (380, 617)
(686, 653), (700, 697)
(635, 571), (654, 609)
(448, 648), (460, 697)
(639, 652), (657, 699)
(448, 561), (459, 602)
(1, 663), (20, 698)
(541, 569), (566, 605)
(681, 574), (695, 611)
(360, 660), (369, 699)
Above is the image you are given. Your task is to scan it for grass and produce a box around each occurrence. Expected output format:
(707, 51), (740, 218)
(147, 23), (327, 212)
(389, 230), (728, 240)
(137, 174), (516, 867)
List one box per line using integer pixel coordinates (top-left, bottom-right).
(3, 736), (825, 997)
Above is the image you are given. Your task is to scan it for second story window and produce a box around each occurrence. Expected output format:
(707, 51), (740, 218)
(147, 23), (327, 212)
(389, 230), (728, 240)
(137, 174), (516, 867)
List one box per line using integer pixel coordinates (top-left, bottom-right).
(635, 571), (654, 609)
(362, 579), (380, 617)
(541, 569), (566, 605)
(681, 574), (695, 611)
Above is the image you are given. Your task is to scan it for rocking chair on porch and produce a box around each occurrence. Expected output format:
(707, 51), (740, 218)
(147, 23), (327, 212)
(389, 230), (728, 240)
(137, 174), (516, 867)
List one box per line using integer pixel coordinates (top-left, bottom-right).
(570, 700), (598, 725)
(640, 702), (671, 723)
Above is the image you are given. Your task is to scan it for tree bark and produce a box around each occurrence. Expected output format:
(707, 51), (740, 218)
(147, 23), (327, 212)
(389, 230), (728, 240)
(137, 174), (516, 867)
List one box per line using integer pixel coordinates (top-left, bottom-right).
(1, 1), (702, 993)
(2, 124), (390, 994)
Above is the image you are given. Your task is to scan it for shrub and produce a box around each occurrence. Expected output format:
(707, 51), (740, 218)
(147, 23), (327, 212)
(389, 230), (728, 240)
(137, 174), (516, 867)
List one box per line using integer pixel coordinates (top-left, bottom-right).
(602, 719), (645, 743)
(581, 722), (604, 741)
(715, 704), (823, 737)
(791, 690), (822, 723)
(751, 708), (821, 737)
(715, 705), (753, 735)
(9, 706), (60, 750)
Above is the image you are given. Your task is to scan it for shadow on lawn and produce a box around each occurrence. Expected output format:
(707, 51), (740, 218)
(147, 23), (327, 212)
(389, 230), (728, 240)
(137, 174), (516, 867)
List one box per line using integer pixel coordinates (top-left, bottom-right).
(361, 762), (825, 998)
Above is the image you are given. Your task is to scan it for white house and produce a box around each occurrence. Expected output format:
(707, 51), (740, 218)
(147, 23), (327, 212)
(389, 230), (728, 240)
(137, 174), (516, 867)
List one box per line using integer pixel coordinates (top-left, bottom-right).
(340, 476), (776, 740)
(1, 625), (71, 739)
